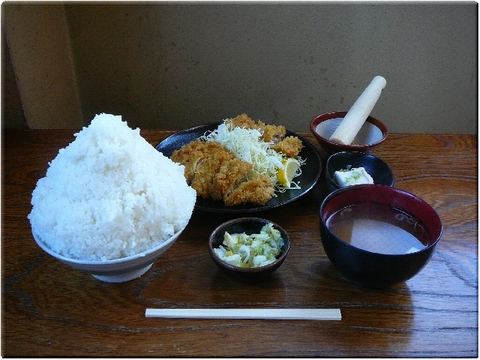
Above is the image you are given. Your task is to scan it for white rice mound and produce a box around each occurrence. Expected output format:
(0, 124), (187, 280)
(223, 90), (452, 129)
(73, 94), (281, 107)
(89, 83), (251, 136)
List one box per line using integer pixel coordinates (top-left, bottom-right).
(28, 113), (196, 261)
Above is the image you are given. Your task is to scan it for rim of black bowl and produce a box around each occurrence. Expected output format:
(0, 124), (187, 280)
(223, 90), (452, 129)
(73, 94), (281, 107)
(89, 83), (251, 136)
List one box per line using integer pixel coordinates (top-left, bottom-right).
(325, 151), (394, 188)
(319, 184), (443, 256)
(208, 217), (291, 272)
(310, 111), (389, 151)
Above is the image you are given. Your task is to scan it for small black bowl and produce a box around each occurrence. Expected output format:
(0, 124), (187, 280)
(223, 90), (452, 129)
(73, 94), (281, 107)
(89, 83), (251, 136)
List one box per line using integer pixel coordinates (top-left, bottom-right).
(209, 217), (291, 283)
(319, 184), (442, 289)
(326, 151), (395, 193)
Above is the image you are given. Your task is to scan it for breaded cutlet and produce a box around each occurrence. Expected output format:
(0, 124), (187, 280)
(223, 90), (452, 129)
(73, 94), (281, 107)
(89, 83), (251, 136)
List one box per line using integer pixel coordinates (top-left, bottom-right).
(226, 114), (287, 144)
(190, 146), (237, 198)
(225, 113), (262, 130)
(224, 174), (274, 206)
(171, 138), (271, 205)
(262, 124), (286, 143)
(272, 136), (304, 157)
(171, 140), (226, 183)
(212, 158), (253, 201)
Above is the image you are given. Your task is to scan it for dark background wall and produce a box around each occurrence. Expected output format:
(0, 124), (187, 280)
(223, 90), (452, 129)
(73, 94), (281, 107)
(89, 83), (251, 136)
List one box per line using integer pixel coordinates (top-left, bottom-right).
(2, 2), (477, 133)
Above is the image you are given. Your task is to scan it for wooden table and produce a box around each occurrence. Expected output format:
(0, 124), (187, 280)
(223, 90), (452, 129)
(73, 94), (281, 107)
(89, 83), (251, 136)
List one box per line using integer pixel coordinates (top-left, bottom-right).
(2, 129), (477, 357)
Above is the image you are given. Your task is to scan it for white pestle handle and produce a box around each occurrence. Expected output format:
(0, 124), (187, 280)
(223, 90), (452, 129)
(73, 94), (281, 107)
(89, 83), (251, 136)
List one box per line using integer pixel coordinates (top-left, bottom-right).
(329, 76), (386, 145)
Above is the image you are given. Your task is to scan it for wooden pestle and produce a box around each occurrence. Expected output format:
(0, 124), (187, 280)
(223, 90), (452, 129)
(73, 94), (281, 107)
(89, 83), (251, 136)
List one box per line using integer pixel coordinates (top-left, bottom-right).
(329, 76), (386, 145)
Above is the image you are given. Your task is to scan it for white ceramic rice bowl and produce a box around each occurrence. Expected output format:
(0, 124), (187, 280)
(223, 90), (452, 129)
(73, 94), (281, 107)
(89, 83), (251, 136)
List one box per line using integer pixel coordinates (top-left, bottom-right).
(32, 225), (185, 283)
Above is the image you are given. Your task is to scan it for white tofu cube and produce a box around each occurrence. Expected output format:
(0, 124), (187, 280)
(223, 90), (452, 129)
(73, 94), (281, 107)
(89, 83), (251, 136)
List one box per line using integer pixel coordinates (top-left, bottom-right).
(334, 167), (374, 188)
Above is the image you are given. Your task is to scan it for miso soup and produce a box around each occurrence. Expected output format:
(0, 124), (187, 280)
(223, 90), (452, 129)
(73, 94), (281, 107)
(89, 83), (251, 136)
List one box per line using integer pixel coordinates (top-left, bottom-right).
(326, 204), (429, 255)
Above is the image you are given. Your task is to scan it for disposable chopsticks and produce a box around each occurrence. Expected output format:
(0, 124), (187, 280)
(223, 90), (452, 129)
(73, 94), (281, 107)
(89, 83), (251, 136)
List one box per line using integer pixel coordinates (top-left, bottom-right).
(145, 308), (341, 320)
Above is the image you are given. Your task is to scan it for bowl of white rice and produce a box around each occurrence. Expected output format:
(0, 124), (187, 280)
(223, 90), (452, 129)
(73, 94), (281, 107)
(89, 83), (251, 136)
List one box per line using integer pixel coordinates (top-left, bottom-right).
(28, 113), (196, 283)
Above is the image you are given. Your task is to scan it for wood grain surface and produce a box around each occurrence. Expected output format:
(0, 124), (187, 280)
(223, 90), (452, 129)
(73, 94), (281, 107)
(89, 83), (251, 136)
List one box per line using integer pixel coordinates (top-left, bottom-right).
(2, 129), (477, 357)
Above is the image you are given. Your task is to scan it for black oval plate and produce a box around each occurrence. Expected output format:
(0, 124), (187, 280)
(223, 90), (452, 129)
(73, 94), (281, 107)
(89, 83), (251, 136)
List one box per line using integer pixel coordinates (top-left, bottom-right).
(155, 122), (322, 213)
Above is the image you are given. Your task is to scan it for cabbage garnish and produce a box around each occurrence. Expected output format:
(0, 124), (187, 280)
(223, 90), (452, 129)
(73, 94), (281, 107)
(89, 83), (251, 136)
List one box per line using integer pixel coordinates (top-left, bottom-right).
(200, 120), (303, 191)
(213, 223), (284, 268)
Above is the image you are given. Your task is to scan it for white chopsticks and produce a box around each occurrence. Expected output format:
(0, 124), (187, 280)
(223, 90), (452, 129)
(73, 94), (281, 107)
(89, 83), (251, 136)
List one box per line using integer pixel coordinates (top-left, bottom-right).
(145, 308), (341, 321)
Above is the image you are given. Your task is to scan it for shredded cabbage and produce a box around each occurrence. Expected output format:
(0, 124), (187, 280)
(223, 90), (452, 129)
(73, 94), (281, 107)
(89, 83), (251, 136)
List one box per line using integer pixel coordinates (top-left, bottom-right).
(213, 223), (284, 268)
(200, 120), (303, 190)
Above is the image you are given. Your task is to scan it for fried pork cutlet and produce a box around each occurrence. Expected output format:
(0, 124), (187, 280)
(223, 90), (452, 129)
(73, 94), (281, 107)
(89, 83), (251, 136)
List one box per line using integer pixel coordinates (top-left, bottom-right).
(225, 113), (287, 144)
(225, 113), (262, 130)
(224, 174), (274, 207)
(171, 140), (226, 183)
(191, 147), (238, 199)
(171, 138), (273, 206)
(262, 124), (286, 144)
(212, 158), (253, 201)
(172, 139), (238, 198)
(272, 136), (304, 158)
